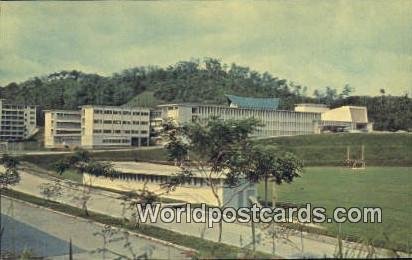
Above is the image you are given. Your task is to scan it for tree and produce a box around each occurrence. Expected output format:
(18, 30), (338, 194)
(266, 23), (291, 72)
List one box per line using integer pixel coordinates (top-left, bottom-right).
(162, 117), (303, 242)
(52, 149), (117, 216)
(0, 154), (21, 252)
(340, 84), (355, 99)
(249, 146), (303, 207)
(120, 184), (160, 227)
(39, 181), (63, 203)
(2, 58), (410, 131)
(313, 89), (323, 103)
(324, 86), (338, 105)
(0, 154), (20, 188)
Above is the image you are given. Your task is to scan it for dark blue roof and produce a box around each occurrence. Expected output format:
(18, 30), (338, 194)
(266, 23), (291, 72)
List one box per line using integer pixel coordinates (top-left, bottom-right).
(225, 94), (280, 110)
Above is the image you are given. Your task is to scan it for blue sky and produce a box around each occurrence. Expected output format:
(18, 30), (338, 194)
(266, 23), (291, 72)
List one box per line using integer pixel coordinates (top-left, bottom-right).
(1, 1), (411, 96)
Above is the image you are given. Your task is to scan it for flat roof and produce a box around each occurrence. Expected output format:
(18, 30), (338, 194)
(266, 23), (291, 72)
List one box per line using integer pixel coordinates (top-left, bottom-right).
(107, 161), (225, 179)
(156, 103), (321, 115)
(80, 105), (150, 111)
(295, 103), (328, 107)
(43, 109), (80, 114)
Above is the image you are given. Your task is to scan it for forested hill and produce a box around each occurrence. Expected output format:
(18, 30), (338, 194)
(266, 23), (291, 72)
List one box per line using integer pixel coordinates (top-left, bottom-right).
(0, 58), (303, 109)
(0, 58), (411, 131)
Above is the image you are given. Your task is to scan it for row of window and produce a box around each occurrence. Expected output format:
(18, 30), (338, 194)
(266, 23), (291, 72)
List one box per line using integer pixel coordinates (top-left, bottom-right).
(109, 173), (221, 186)
(0, 132), (25, 136)
(93, 129), (148, 134)
(1, 110), (35, 116)
(1, 126), (25, 130)
(2, 116), (24, 120)
(102, 139), (130, 144)
(0, 136), (24, 141)
(93, 119), (149, 125)
(94, 109), (149, 116)
(1, 121), (24, 126)
(2, 105), (35, 110)
(1, 110), (24, 114)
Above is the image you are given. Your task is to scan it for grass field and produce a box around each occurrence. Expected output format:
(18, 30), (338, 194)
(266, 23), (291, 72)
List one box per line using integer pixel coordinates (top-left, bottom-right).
(15, 133), (411, 168)
(258, 167), (412, 251)
(254, 133), (412, 166)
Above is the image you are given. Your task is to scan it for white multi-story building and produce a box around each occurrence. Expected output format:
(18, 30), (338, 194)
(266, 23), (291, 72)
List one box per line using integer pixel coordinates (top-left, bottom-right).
(0, 99), (37, 141)
(154, 96), (373, 138)
(44, 110), (81, 148)
(81, 105), (150, 148)
(156, 103), (321, 137)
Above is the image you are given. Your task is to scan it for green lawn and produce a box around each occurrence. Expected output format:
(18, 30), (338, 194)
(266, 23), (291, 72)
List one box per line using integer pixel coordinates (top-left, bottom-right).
(254, 133), (412, 166)
(258, 167), (412, 251)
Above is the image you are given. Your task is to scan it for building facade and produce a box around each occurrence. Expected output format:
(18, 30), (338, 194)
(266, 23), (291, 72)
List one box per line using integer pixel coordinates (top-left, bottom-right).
(81, 105), (150, 148)
(44, 110), (81, 148)
(83, 161), (257, 208)
(0, 99), (37, 141)
(157, 103), (321, 137)
(42, 96), (373, 149)
(319, 106), (373, 132)
(294, 103), (330, 113)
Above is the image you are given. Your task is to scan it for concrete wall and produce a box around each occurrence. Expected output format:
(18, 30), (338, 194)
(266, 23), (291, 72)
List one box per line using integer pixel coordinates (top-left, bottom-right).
(83, 173), (224, 206)
(83, 173), (257, 208)
(81, 107), (95, 148)
(294, 104), (330, 113)
(44, 112), (53, 147)
(321, 106), (368, 123)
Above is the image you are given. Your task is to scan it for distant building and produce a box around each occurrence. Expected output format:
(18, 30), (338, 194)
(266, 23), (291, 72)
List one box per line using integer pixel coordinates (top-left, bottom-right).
(156, 102), (321, 138)
(0, 99), (37, 141)
(81, 105), (150, 148)
(294, 103), (330, 113)
(44, 110), (81, 148)
(319, 106), (373, 132)
(83, 161), (257, 208)
(42, 95), (373, 149)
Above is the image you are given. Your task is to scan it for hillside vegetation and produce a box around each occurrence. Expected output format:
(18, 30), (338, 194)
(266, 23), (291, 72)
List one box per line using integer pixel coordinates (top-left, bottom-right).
(0, 58), (410, 131)
(254, 133), (412, 166)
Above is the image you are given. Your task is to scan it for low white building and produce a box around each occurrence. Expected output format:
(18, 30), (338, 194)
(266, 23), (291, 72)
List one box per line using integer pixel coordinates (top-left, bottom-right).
(83, 161), (257, 208)
(319, 106), (373, 132)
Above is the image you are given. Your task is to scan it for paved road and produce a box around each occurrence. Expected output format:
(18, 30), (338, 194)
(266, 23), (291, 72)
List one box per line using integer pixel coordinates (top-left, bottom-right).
(7, 171), (402, 258)
(1, 197), (191, 259)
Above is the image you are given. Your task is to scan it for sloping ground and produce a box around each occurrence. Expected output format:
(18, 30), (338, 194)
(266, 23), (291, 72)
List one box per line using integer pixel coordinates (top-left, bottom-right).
(125, 91), (161, 107)
(17, 148), (168, 171)
(254, 133), (412, 166)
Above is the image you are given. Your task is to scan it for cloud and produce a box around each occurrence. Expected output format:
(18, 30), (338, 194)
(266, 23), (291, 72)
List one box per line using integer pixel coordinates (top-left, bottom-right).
(0, 1), (411, 96)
